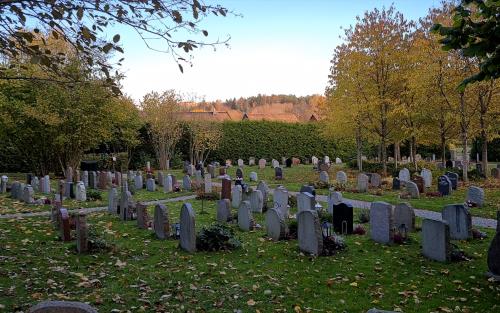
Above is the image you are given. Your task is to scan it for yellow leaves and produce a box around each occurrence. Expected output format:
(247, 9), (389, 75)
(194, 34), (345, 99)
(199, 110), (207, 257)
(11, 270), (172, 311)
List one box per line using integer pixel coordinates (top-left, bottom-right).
(247, 299), (256, 306)
(349, 282), (358, 287)
(115, 259), (127, 268)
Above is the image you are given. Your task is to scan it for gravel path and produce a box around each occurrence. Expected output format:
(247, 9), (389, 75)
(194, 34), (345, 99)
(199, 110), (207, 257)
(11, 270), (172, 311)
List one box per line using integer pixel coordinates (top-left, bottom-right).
(1, 186), (497, 229)
(0, 195), (196, 219)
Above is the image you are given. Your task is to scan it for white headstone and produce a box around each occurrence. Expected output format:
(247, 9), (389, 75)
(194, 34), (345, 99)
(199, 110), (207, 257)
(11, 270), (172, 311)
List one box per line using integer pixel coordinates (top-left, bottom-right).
(311, 156), (319, 166)
(421, 168), (432, 188)
(399, 168), (410, 182)
(163, 175), (173, 193)
(406, 181), (420, 198)
(297, 192), (315, 212)
(249, 172), (258, 182)
(327, 190), (343, 214)
(75, 181), (87, 202)
(108, 186), (118, 214)
(258, 159), (266, 169)
(273, 186), (289, 218)
(297, 210), (323, 256)
(335, 157), (342, 164)
(204, 174), (212, 193)
(22, 185), (34, 204)
(357, 173), (369, 192)
(238, 200), (253, 231)
(231, 185), (242, 209)
(336, 171), (347, 184)
(266, 208), (286, 240)
(179, 203), (196, 252)
(237, 159), (244, 167)
(370, 201), (394, 244)
(272, 159), (280, 168)
(319, 171), (329, 184)
(393, 202), (415, 232)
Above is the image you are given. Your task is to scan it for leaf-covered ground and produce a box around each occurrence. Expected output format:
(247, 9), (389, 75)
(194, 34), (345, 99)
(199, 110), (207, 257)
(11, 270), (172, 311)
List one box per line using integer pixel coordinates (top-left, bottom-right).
(1, 200), (499, 312)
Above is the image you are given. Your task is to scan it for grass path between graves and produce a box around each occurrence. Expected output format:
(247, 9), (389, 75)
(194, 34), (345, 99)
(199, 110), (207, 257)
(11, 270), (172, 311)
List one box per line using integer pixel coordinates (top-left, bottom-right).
(0, 200), (499, 313)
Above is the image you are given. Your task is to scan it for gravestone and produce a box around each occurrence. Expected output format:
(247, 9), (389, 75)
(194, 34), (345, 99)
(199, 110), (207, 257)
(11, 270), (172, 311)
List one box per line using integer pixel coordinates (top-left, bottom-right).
(208, 164), (215, 178)
(487, 213), (500, 277)
(442, 204), (472, 240)
(319, 171), (329, 184)
(237, 159), (244, 167)
(491, 168), (500, 179)
(273, 186), (289, 218)
(146, 178), (155, 192)
(75, 182), (86, 202)
(370, 173), (382, 188)
(324, 156), (330, 164)
(10, 181), (21, 199)
(219, 167), (227, 176)
(22, 185), (34, 204)
(445, 172), (458, 190)
(236, 168), (243, 179)
(134, 173), (143, 190)
(114, 171), (122, 187)
(327, 190), (343, 214)
(64, 182), (75, 199)
(257, 181), (269, 208)
(0, 175), (7, 193)
(300, 185), (316, 197)
(41, 175), (51, 194)
(332, 202), (353, 234)
(406, 181), (420, 198)
(31, 176), (39, 192)
(336, 171), (347, 185)
(216, 199), (232, 223)
(195, 170), (203, 184)
(238, 200), (253, 231)
(154, 204), (170, 240)
(271, 159), (279, 168)
(120, 190), (134, 221)
(421, 168), (432, 188)
(297, 192), (315, 212)
(75, 213), (88, 253)
(438, 175), (452, 196)
(250, 189), (264, 213)
(108, 187), (118, 214)
(266, 208), (286, 240)
(230, 184), (243, 209)
(412, 175), (425, 193)
(319, 162), (330, 172)
(249, 172), (258, 181)
(221, 178), (231, 200)
(370, 201), (394, 244)
(398, 168), (410, 182)
(136, 203), (149, 229)
(311, 156), (319, 166)
(422, 218), (451, 262)
(292, 157), (300, 165)
(82, 171), (89, 188)
(357, 173), (369, 192)
(466, 186), (484, 207)
(249, 157), (256, 166)
(285, 158), (292, 168)
(204, 174), (212, 193)
(28, 300), (98, 313)
(88, 171), (97, 189)
(275, 167), (283, 180)
(297, 210), (323, 256)
(59, 208), (71, 242)
(182, 175), (191, 191)
(393, 203), (415, 232)
(65, 166), (73, 182)
(163, 175), (173, 193)
(335, 157), (342, 164)
(187, 164), (195, 176)
(258, 159), (266, 169)
(392, 177), (400, 190)
(179, 203), (196, 252)
(157, 172), (164, 187)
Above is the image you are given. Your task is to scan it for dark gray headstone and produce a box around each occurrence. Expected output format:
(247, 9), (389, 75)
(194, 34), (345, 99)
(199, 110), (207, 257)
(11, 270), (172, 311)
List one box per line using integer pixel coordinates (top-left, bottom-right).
(154, 204), (170, 240)
(28, 300), (98, 313)
(422, 218), (451, 262)
(332, 202), (353, 234)
(179, 203), (196, 252)
(445, 172), (458, 190)
(297, 210), (323, 256)
(370, 201), (393, 244)
(442, 204), (472, 240)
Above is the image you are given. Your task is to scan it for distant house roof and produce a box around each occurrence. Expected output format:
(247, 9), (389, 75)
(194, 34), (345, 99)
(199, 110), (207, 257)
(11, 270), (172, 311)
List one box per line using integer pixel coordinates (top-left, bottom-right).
(242, 113), (299, 123)
(175, 109), (243, 122)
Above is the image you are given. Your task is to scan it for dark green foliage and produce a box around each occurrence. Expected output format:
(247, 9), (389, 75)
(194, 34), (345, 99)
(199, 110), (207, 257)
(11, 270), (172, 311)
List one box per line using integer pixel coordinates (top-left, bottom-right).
(310, 181), (330, 190)
(432, 0), (500, 86)
(287, 219), (298, 239)
(322, 234), (347, 256)
(87, 226), (113, 252)
(210, 121), (353, 162)
(196, 224), (241, 251)
(358, 209), (370, 224)
(195, 191), (220, 201)
(318, 210), (333, 224)
(288, 194), (297, 208)
(86, 190), (102, 201)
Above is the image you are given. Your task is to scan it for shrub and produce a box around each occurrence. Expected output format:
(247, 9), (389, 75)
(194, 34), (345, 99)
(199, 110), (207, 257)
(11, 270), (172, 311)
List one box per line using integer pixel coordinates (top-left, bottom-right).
(195, 190), (220, 201)
(358, 209), (370, 223)
(196, 224), (241, 252)
(288, 195), (297, 208)
(318, 210), (332, 224)
(310, 181), (330, 190)
(88, 226), (113, 252)
(287, 219), (298, 239)
(353, 225), (366, 235)
(322, 234), (347, 256)
(86, 189), (102, 201)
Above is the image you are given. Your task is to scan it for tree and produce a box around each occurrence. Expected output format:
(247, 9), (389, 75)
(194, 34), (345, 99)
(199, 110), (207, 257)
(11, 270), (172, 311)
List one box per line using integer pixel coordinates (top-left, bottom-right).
(327, 6), (414, 175)
(141, 90), (183, 170)
(186, 120), (223, 165)
(432, 0), (500, 86)
(0, 0), (231, 90)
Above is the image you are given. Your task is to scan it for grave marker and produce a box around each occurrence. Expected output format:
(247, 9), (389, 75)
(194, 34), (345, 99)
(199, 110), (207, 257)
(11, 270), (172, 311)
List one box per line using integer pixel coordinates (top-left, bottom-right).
(154, 204), (170, 239)
(297, 210), (323, 256)
(180, 203), (196, 252)
(422, 218), (451, 262)
(442, 204), (472, 240)
(370, 201), (394, 244)
(266, 208), (287, 240)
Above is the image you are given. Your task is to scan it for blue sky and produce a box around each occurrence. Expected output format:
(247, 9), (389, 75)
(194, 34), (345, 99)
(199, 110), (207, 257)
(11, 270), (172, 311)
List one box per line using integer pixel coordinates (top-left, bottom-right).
(117, 0), (440, 102)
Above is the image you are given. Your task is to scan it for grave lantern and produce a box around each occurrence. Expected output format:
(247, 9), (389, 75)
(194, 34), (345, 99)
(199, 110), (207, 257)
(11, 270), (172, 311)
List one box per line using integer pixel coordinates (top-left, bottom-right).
(398, 224), (408, 239)
(174, 223), (181, 238)
(322, 221), (333, 238)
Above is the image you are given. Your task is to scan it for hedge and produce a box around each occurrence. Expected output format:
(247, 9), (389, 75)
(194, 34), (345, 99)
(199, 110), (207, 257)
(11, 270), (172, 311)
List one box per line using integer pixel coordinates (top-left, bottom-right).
(209, 121), (354, 162)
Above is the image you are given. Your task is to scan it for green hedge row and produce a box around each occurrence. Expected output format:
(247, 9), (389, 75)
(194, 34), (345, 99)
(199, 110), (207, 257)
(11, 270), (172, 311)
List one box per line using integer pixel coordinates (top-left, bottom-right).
(209, 121), (354, 162)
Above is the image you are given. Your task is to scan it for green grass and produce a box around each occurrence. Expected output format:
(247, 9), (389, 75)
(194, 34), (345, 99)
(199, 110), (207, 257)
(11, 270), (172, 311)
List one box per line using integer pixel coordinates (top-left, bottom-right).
(0, 200), (499, 312)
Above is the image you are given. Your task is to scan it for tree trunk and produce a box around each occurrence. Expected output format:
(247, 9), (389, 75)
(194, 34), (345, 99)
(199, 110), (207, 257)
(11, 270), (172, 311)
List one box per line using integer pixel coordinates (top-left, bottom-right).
(440, 133), (446, 166)
(411, 136), (417, 171)
(381, 137), (387, 176)
(460, 92), (468, 182)
(356, 127), (363, 172)
(481, 134), (488, 177)
(394, 141), (400, 169)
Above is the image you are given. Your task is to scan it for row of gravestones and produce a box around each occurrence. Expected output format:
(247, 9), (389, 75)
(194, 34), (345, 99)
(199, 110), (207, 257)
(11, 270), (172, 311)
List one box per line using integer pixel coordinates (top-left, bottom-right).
(318, 171), (348, 185)
(312, 156), (342, 165)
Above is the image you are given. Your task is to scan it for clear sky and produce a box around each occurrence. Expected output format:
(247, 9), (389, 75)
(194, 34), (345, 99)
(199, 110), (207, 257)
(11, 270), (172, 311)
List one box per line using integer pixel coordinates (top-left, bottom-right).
(118, 0), (440, 102)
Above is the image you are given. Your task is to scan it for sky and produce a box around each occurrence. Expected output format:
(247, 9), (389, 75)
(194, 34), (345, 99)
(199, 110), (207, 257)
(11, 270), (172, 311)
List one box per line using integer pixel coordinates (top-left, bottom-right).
(117, 0), (440, 102)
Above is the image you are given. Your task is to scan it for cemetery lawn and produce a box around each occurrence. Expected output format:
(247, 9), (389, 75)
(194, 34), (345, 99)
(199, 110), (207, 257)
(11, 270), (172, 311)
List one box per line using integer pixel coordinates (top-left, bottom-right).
(1, 201), (499, 313)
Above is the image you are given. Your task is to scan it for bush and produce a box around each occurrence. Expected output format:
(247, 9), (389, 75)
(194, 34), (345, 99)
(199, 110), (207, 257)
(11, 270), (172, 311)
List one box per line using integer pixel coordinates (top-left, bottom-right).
(318, 210), (332, 223)
(322, 234), (347, 256)
(353, 225), (366, 235)
(309, 181), (330, 190)
(196, 224), (241, 252)
(195, 190), (220, 201)
(86, 189), (102, 201)
(358, 209), (370, 223)
(88, 226), (113, 252)
(287, 219), (298, 239)
(288, 195), (297, 209)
